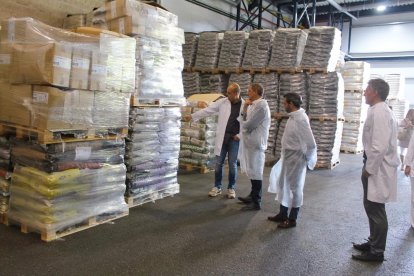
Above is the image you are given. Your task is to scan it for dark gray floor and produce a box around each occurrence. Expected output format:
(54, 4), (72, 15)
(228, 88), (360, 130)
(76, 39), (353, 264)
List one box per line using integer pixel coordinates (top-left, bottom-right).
(0, 154), (413, 275)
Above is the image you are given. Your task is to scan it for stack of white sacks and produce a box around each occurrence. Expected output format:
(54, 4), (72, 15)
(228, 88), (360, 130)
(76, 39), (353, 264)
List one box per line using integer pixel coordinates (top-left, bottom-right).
(180, 101), (218, 169)
(183, 32), (198, 68)
(199, 74), (228, 94)
(229, 73), (252, 98)
(194, 32), (222, 70)
(182, 72), (200, 97)
(308, 72), (344, 167)
(126, 108), (181, 204)
(300, 27), (342, 72)
(268, 28), (307, 70)
(384, 74), (408, 122)
(242, 29), (273, 69)
(218, 31), (247, 70)
(341, 61), (370, 153)
(274, 73), (307, 160)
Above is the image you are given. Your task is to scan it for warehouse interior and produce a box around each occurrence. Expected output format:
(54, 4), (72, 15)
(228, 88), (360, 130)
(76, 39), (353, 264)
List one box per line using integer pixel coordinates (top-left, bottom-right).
(0, 0), (414, 275)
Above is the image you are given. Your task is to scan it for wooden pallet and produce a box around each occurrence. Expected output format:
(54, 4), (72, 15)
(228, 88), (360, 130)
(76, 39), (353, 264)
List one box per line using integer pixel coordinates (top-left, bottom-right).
(340, 149), (363, 155)
(3, 211), (128, 242)
(0, 213), (6, 224)
(183, 67), (194, 73)
(315, 160), (340, 170)
(126, 185), (179, 208)
(309, 116), (345, 122)
(0, 122), (128, 144)
(300, 67), (329, 74)
(242, 68), (268, 74)
(130, 96), (185, 107)
(179, 162), (212, 174)
(218, 68), (244, 74)
(192, 68), (220, 74)
(267, 68), (303, 74)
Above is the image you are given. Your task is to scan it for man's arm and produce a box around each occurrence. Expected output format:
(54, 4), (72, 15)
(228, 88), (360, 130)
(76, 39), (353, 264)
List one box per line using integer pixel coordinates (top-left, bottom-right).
(365, 109), (392, 175)
(190, 99), (223, 122)
(240, 103), (268, 132)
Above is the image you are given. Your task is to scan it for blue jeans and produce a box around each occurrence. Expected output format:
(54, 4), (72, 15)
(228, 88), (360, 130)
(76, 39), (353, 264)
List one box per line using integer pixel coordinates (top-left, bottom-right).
(215, 139), (239, 190)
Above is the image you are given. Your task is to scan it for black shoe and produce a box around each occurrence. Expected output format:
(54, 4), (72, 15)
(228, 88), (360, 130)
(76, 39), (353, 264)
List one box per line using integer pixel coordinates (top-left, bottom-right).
(267, 214), (287, 222)
(238, 195), (252, 204)
(278, 219), (296, 229)
(353, 241), (371, 252)
(241, 202), (261, 211)
(352, 251), (384, 262)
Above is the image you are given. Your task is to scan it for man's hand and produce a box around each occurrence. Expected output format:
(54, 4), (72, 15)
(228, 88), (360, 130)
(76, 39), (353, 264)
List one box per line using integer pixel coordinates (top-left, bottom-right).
(405, 166), (411, 177)
(243, 99), (252, 113)
(233, 135), (240, 141)
(183, 115), (192, 122)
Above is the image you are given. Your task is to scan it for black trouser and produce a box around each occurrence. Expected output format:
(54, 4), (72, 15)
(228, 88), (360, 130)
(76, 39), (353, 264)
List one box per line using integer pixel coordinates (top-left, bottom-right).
(280, 204), (300, 220)
(361, 166), (388, 254)
(250, 179), (262, 206)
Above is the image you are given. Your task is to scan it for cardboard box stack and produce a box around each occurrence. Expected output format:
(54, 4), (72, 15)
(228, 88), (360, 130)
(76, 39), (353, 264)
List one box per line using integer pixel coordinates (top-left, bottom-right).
(126, 107), (181, 206)
(308, 72), (345, 168)
(0, 17), (133, 240)
(341, 61), (370, 153)
(384, 74), (408, 122)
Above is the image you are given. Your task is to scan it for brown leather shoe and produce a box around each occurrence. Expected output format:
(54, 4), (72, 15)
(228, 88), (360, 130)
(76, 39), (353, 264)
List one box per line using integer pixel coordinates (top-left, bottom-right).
(267, 214), (287, 222)
(278, 219), (296, 229)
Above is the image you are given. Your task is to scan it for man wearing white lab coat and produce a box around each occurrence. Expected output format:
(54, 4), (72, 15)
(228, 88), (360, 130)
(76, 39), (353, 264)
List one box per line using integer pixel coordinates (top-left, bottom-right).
(268, 92), (317, 228)
(237, 83), (271, 211)
(352, 79), (399, 263)
(186, 83), (243, 199)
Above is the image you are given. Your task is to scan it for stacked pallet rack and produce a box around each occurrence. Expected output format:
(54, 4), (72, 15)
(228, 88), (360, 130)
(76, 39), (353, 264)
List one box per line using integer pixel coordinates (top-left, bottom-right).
(0, 18), (133, 241)
(101, 0), (185, 208)
(340, 61), (370, 154)
(301, 27), (344, 169)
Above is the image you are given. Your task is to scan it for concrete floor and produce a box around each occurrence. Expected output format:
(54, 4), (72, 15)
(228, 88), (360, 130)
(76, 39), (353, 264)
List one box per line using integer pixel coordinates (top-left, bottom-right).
(0, 153), (413, 275)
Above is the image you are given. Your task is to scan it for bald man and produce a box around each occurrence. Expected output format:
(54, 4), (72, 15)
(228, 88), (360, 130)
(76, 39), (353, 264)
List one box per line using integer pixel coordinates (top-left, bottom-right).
(185, 83), (244, 199)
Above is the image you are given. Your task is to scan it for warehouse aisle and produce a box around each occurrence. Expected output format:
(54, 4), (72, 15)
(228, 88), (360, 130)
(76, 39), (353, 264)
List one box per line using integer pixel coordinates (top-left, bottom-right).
(0, 153), (413, 275)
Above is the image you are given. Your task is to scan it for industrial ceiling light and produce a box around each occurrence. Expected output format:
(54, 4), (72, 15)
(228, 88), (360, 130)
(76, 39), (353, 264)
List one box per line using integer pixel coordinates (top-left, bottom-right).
(377, 5), (386, 12)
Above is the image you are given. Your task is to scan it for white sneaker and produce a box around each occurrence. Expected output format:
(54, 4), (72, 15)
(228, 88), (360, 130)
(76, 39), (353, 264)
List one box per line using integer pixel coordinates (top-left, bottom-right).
(227, 189), (236, 199)
(208, 187), (222, 197)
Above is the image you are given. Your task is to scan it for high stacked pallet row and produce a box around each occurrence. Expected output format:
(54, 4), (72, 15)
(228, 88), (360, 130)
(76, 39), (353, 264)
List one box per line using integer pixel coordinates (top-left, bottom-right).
(0, 17), (132, 240)
(100, 0), (185, 205)
(383, 74), (408, 122)
(308, 73), (344, 168)
(183, 32), (198, 69)
(340, 61), (370, 153)
(126, 107), (181, 207)
(218, 31), (247, 71)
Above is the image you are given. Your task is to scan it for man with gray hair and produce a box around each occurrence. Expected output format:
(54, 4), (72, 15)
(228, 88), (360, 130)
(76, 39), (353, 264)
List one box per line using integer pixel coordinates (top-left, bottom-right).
(185, 83), (243, 199)
(237, 83), (271, 210)
(352, 78), (399, 262)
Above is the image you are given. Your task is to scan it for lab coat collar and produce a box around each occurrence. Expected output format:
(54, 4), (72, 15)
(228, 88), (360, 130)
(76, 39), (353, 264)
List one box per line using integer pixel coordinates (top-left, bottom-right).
(288, 108), (305, 118)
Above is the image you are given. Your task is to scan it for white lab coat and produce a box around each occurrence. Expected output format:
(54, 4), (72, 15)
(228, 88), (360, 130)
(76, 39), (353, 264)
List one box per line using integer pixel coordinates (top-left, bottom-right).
(402, 133), (414, 228)
(268, 108), (317, 207)
(192, 98), (244, 156)
(363, 102), (399, 203)
(238, 98), (271, 180)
